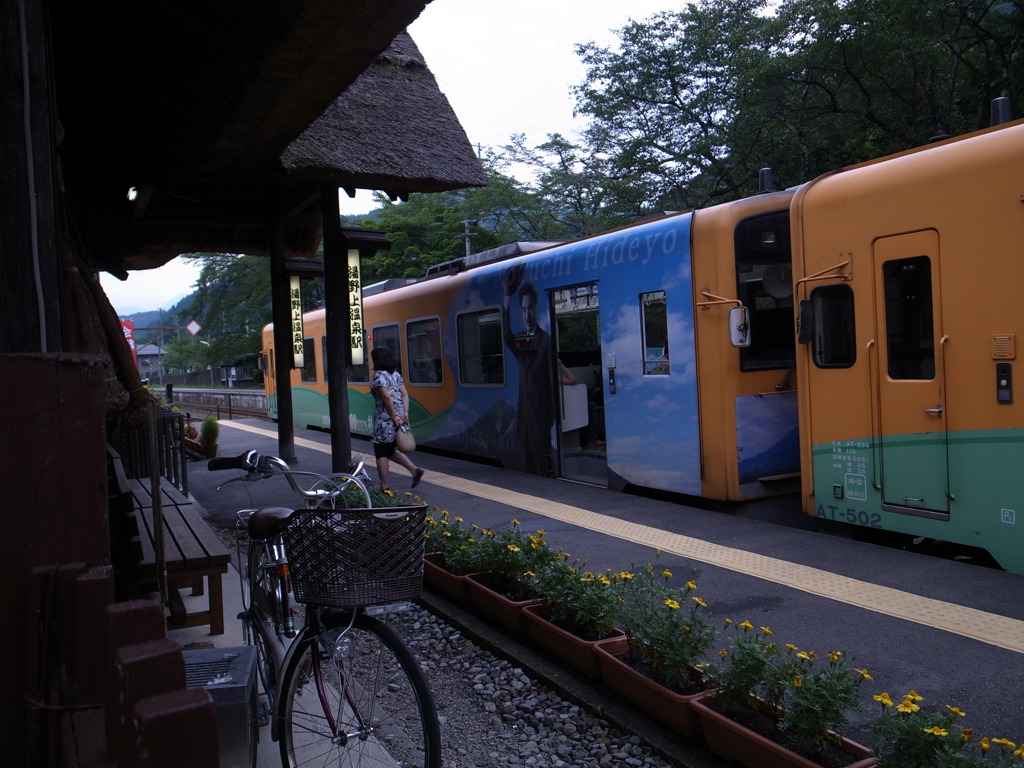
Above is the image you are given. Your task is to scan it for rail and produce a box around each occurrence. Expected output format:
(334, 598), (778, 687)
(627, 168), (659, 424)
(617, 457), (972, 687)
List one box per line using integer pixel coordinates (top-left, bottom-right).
(163, 387), (266, 420)
(115, 406), (189, 494)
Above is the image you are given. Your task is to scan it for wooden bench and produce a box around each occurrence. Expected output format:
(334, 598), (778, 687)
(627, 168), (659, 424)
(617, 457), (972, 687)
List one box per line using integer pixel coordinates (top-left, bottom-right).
(127, 478), (231, 635)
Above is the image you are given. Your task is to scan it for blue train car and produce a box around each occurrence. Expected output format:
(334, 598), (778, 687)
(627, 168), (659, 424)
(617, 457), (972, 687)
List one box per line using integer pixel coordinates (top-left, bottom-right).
(265, 190), (800, 501)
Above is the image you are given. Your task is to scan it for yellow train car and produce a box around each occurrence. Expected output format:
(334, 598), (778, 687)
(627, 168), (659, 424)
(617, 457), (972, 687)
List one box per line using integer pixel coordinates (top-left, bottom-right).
(792, 119), (1024, 573)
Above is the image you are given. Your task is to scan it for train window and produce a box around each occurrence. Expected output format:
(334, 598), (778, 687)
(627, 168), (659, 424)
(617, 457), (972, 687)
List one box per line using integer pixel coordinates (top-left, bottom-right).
(407, 317), (442, 384)
(371, 324), (402, 373)
(810, 284), (856, 368)
(641, 291), (670, 375)
(458, 309), (505, 385)
(734, 210), (795, 371)
(883, 256), (934, 380)
(346, 329), (370, 383)
(299, 337), (317, 383)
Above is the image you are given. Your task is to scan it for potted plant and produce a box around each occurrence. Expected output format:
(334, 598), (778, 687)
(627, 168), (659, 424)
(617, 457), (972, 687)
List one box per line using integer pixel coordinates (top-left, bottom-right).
(523, 556), (626, 677)
(692, 621), (876, 768)
(869, 690), (1024, 767)
(182, 419), (202, 454)
(423, 509), (480, 603)
(461, 520), (561, 636)
(199, 415), (219, 457)
(593, 562), (716, 734)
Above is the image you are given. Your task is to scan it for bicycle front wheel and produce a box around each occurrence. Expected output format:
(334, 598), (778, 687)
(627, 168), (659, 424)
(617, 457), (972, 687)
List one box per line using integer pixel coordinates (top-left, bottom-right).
(277, 611), (440, 768)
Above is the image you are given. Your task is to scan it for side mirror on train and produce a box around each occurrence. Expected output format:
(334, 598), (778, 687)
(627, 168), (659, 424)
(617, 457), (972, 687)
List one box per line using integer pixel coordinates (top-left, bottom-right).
(729, 306), (751, 348)
(797, 300), (814, 344)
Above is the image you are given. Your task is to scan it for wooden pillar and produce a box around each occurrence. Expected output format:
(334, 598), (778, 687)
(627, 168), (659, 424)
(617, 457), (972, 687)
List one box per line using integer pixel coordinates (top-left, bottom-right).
(270, 227), (298, 462)
(321, 188), (353, 473)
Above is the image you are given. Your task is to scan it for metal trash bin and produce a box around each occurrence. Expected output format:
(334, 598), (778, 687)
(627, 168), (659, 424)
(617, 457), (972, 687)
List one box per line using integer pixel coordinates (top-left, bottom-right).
(183, 646), (258, 768)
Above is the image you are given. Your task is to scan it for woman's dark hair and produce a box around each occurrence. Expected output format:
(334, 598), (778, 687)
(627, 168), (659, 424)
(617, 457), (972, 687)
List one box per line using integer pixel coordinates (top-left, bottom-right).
(371, 346), (398, 373)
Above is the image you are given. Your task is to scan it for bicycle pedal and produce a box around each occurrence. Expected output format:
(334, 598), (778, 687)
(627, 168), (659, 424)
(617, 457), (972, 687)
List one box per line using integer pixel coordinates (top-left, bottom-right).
(256, 694), (271, 728)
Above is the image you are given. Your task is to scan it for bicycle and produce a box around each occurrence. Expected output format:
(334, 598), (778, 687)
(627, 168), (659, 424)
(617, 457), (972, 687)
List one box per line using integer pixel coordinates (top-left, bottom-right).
(209, 450), (441, 768)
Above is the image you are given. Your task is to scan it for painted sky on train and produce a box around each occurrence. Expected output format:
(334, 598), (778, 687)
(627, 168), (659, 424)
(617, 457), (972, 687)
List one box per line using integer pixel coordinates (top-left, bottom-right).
(102, 1), (675, 315)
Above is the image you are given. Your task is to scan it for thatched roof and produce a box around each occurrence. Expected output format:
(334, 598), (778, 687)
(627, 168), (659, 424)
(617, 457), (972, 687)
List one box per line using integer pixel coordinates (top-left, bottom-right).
(50, 1), (487, 276)
(284, 32), (487, 195)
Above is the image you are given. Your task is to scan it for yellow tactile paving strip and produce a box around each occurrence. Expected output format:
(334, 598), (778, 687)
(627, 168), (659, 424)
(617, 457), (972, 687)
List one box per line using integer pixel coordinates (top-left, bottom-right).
(222, 421), (1024, 654)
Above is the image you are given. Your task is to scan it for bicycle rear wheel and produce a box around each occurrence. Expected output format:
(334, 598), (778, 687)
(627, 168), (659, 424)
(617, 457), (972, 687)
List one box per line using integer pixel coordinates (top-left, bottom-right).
(277, 611), (440, 768)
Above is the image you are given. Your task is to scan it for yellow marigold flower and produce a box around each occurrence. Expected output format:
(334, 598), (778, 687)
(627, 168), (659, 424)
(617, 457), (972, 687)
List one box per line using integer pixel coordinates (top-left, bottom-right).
(618, 571), (634, 580)
(980, 737), (991, 752)
(1014, 744), (1023, 758)
(455, 516), (463, 522)
(856, 668), (872, 680)
(511, 519), (520, 526)
(523, 570), (535, 577)
(442, 530), (452, 537)
(692, 596), (707, 607)
(793, 675), (802, 688)
(906, 690), (924, 702)
(537, 529), (546, 535)
(897, 699), (921, 714)
(719, 648), (729, 657)
(923, 727), (948, 737)
(797, 651), (812, 660)
(828, 651), (843, 663)
(662, 569), (673, 578)
(665, 599), (681, 610)
(507, 544), (520, 552)
(724, 618), (734, 625)
(786, 643), (798, 652)
(961, 728), (974, 742)
(946, 706), (966, 718)
(760, 626), (773, 636)
(992, 738), (1016, 749)
(874, 693), (894, 708)
(687, 580), (697, 590)
(598, 574), (611, 585)
(738, 621), (754, 632)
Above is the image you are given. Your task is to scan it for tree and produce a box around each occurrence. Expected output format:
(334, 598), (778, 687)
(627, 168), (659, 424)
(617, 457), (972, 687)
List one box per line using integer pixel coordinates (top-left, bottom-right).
(570, 0), (1024, 208)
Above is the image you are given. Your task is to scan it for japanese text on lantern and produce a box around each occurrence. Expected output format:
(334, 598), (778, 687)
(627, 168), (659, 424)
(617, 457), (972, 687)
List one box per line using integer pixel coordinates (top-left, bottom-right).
(290, 276), (304, 368)
(348, 250), (364, 366)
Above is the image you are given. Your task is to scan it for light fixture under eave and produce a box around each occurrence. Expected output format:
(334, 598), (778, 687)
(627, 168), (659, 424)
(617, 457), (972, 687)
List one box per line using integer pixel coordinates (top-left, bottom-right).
(127, 186), (138, 202)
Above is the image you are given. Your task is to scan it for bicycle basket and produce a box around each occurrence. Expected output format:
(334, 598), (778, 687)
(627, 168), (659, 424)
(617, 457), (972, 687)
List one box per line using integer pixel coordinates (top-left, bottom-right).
(284, 504), (427, 607)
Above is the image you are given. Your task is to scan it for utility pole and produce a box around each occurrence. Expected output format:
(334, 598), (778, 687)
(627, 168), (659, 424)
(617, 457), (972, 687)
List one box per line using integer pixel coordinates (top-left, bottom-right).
(460, 219), (477, 259)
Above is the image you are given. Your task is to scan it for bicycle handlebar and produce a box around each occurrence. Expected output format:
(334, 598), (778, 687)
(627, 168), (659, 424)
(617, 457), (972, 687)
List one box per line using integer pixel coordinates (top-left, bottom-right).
(209, 449), (370, 506)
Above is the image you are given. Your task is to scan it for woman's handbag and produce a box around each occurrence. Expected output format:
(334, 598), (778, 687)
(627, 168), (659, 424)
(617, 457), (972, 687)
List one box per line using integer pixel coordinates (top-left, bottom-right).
(396, 423), (416, 453)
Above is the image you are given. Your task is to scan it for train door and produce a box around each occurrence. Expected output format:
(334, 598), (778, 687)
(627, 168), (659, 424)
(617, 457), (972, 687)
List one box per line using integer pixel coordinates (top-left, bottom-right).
(551, 282), (606, 485)
(873, 230), (950, 517)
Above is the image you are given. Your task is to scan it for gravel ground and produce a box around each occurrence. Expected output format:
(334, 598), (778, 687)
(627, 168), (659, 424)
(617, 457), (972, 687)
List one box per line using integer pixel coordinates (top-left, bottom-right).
(388, 606), (679, 768)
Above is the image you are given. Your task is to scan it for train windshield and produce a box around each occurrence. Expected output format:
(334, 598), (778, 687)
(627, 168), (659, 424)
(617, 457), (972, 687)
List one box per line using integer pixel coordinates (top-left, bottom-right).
(734, 210), (795, 371)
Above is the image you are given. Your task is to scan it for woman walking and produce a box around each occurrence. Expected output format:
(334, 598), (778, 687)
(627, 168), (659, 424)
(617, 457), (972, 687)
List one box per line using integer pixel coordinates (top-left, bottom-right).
(370, 347), (425, 491)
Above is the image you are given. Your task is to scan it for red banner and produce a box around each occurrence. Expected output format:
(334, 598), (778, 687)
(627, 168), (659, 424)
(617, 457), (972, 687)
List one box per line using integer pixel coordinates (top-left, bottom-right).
(121, 319), (137, 365)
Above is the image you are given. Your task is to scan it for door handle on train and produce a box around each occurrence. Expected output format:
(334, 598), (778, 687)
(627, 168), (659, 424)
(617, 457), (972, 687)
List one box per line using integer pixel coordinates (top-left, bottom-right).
(924, 404), (943, 416)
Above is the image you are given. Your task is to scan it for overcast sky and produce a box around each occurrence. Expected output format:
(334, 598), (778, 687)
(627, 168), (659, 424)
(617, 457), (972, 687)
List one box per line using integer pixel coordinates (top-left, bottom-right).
(102, 1), (674, 315)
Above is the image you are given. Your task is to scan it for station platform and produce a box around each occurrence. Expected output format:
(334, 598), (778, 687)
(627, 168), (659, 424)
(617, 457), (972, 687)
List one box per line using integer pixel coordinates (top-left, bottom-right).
(176, 418), (1024, 764)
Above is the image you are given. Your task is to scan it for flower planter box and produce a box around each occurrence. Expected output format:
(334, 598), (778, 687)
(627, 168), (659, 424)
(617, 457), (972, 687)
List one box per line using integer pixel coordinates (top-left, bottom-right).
(464, 574), (540, 637)
(689, 693), (878, 768)
(593, 636), (705, 735)
(422, 552), (474, 605)
(522, 604), (625, 679)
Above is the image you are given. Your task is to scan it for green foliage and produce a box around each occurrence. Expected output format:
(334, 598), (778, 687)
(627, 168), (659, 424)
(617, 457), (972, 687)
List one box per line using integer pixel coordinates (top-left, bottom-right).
(704, 621), (871, 760)
(571, 0), (1024, 208)
(199, 415), (219, 446)
(616, 562), (716, 691)
(778, 648), (868, 759)
(532, 557), (624, 641)
(462, 519), (562, 602)
(424, 509), (480, 575)
(706, 621), (789, 715)
(870, 691), (1024, 768)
